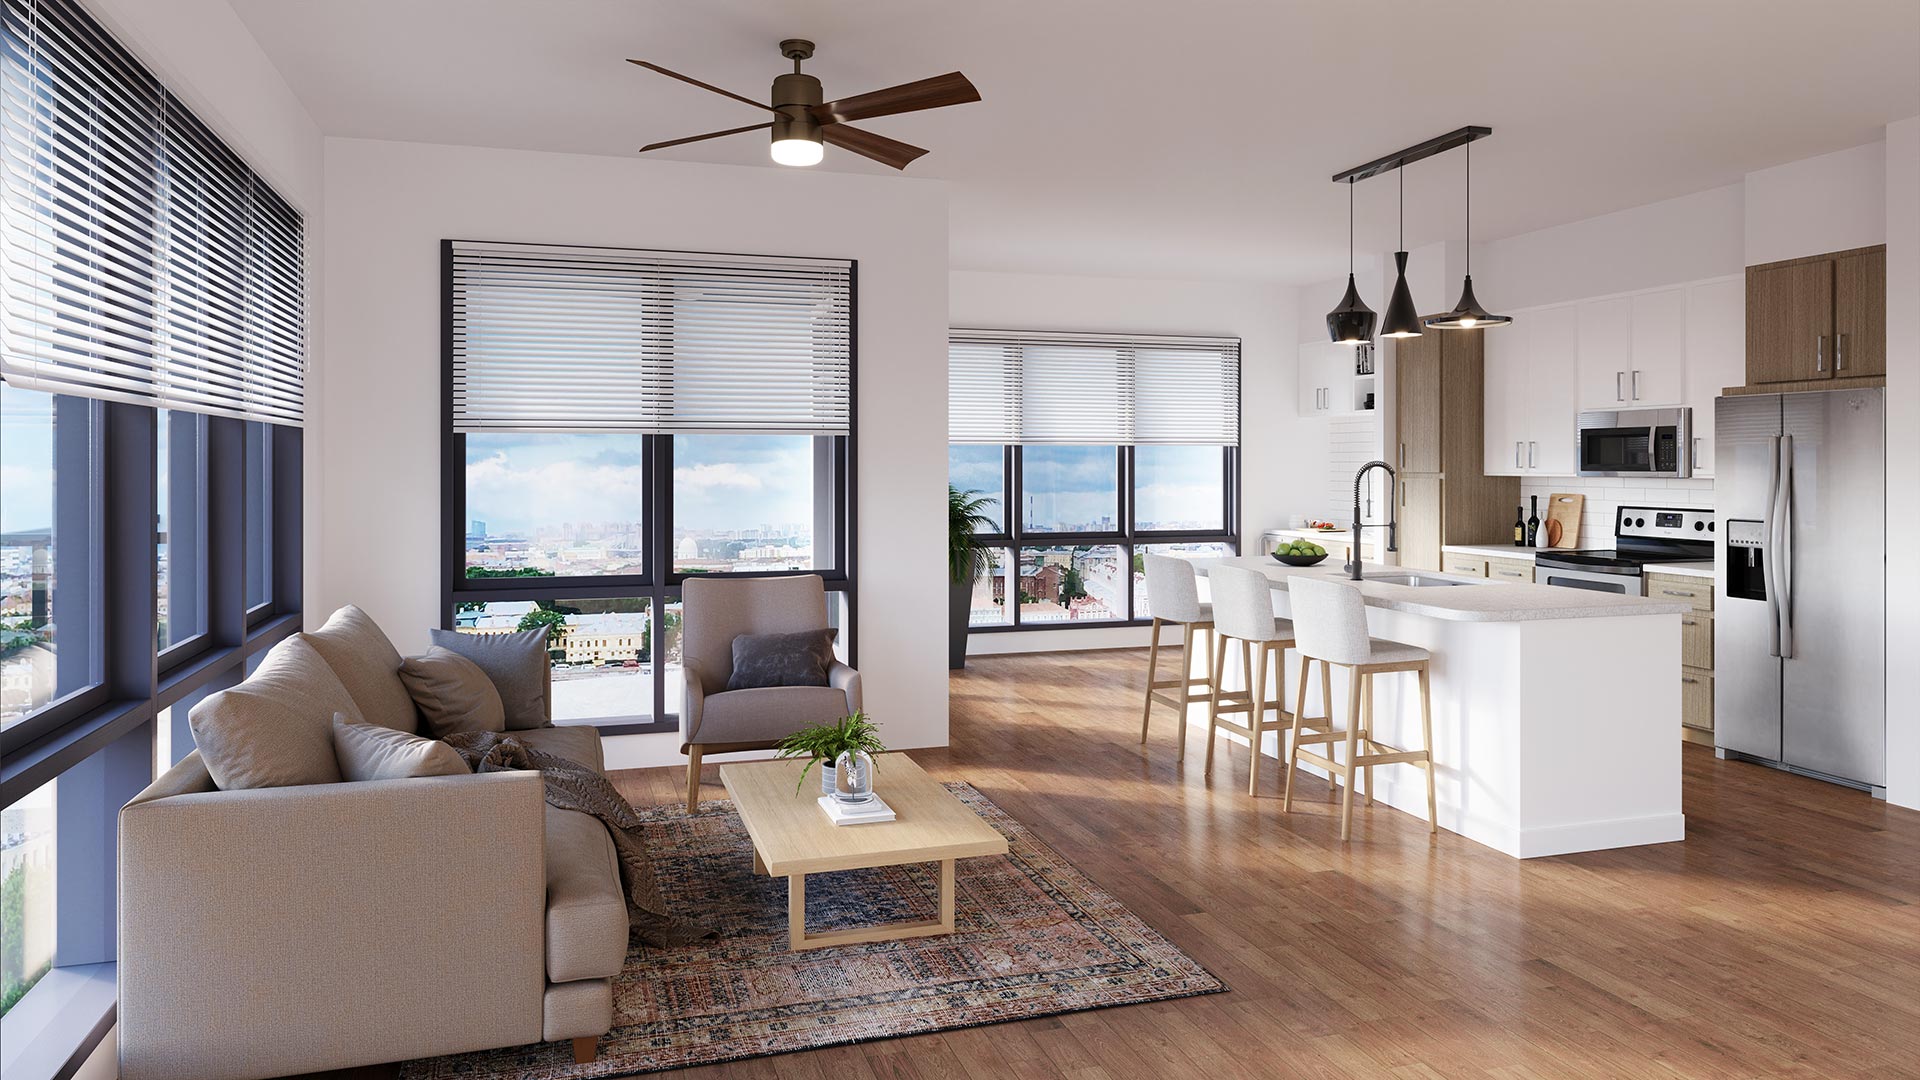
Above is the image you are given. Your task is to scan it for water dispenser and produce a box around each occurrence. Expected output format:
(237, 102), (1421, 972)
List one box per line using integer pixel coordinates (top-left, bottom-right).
(1725, 519), (1766, 602)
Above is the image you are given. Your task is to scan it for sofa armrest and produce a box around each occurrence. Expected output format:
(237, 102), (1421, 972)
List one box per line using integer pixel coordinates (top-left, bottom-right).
(118, 772), (547, 1080)
(680, 658), (710, 747)
(829, 661), (863, 715)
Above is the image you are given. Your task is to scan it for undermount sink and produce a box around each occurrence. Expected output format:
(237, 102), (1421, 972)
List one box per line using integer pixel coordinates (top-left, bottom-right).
(1361, 573), (1471, 588)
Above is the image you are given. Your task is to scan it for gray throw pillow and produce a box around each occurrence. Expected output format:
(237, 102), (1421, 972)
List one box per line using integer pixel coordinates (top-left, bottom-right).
(398, 646), (507, 738)
(331, 714), (469, 781)
(428, 627), (550, 729)
(188, 635), (358, 789)
(727, 628), (837, 691)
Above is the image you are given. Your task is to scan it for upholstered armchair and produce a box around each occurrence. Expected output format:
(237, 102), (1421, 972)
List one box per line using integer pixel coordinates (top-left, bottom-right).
(680, 574), (861, 810)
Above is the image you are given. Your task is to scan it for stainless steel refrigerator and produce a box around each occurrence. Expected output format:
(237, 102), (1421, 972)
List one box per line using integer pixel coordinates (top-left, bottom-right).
(1714, 388), (1884, 793)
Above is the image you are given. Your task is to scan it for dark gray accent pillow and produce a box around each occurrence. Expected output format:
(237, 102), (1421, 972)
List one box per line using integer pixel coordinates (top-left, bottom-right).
(428, 627), (550, 730)
(398, 646), (507, 738)
(727, 628), (838, 691)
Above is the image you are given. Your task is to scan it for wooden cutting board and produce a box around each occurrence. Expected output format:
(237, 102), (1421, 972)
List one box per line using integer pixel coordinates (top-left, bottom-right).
(1545, 493), (1584, 549)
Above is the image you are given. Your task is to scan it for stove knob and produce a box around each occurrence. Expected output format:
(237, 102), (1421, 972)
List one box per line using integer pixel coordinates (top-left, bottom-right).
(1634, 517), (1646, 528)
(1694, 521), (1705, 531)
(1709, 521), (1715, 531)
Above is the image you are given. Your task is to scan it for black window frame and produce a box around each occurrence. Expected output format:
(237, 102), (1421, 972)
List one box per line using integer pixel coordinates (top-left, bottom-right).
(958, 442), (1240, 632)
(439, 242), (858, 734)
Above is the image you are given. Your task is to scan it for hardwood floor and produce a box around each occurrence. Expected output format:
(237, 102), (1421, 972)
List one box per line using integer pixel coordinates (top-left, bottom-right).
(624, 648), (1920, 1080)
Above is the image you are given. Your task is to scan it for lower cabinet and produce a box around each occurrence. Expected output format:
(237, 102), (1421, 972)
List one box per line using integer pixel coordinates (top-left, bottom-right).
(1442, 554), (1489, 577)
(1682, 668), (1714, 736)
(1651, 572), (1716, 745)
(1487, 557), (1535, 583)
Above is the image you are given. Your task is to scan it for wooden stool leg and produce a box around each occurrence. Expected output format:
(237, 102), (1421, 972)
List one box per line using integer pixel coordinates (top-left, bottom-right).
(1419, 663), (1438, 834)
(1177, 621), (1196, 760)
(1362, 671), (1375, 808)
(1284, 652), (1309, 812)
(685, 745), (704, 813)
(1205, 634), (1228, 773)
(1322, 659), (1338, 803)
(1248, 643), (1268, 796)
(1340, 666), (1362, 841)
(1139, 617), (1162, 744)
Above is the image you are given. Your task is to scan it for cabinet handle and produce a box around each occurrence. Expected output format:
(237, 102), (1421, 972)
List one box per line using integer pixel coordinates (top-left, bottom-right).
(1528, 441), (1537, 468)
(1682, 676), (1700, 685)
(1691, 437), (1700, 471)
(1632, 370), (1641, 400)
(1399, 441), (1406, 468)
(1616, 371), (1625, 401)
(1515, 441), (1523, 469)
(1660, 589), (1696, 598)
(1836, 333), (1847, 371)
(1816, 335), (1825, 372)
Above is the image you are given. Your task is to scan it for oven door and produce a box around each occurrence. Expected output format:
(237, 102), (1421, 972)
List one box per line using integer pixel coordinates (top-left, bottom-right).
(1535, 563), (1644, 596)
(1577, 409), (1690, 478)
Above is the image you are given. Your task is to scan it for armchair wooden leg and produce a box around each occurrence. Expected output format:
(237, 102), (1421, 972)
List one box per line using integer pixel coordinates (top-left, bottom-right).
(686, 745), (704, 813)
(573, 1036), (598, 1064)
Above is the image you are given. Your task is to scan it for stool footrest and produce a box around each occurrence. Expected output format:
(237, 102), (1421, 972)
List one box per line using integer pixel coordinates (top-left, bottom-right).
(1355, 749), (1427, 766)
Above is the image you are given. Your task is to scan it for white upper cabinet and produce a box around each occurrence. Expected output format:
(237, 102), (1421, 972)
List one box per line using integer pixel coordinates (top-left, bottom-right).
(1627, 287), (1686, 406)
(1482, 304), (1578, 476)
(1577, 297), (1634, 409)
(1296, 340), (1358, 417)
(1683, 276), (1744, 476)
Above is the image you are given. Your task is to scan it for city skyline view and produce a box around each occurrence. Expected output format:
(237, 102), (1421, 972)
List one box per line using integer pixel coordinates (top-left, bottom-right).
(948, 443), (1227, 534)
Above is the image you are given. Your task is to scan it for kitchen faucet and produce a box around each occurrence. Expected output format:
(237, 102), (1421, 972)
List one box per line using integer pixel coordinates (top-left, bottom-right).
(1347, 460), (1398, 581)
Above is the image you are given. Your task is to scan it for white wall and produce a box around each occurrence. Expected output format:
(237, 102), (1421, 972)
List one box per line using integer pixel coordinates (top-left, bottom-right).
(1884, 117), (1919, 811)
(320, 138), (950, 767)
(1744, 141), (1887, 266)
(949, 269), (1301, 653)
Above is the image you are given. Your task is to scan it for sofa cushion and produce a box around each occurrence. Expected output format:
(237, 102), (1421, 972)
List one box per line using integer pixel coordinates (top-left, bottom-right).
(332, 715), (470, 781)
(429, 627), (549, 730)
(188, 636), (359, 789)
(514, 725), (605, 774)
(726, 628), (836, 691)
(696, 685), (853, 745)
(544, 806), (628, 983)
(399, 646), (507, 738)
(303, 605), (420, 733)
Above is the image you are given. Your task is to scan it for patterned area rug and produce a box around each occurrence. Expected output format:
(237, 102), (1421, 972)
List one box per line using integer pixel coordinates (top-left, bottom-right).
(399, 783), (1223, 1079)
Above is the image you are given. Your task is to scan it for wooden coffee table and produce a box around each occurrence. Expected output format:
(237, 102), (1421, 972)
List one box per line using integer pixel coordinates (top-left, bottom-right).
(720, 753), (1008, 951)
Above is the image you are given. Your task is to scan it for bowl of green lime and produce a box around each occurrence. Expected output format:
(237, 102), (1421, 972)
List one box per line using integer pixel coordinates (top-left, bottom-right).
(1271, 538), (1330, 566)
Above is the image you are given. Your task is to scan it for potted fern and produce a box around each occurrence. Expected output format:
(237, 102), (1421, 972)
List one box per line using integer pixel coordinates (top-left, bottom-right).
(776, 712), (887, 803)
(949, 485), (999, 670)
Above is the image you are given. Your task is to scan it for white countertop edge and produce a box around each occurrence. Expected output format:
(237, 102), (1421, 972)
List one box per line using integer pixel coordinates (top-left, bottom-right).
(1196, 557), (1693, 623)
(1641, 562), (1715, 580)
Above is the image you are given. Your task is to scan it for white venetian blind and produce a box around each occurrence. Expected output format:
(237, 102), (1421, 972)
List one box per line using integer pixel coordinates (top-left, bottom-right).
(0, 0), (306, 425)
(449, 240), (852, 435)
(948, 329), (1239, 446)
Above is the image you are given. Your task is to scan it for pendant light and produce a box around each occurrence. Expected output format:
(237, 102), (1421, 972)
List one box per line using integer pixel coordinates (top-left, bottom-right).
(1380, 167), (1422, 338)
(1426, 137), (1509, 329)
(1325, 179), (1377, 345)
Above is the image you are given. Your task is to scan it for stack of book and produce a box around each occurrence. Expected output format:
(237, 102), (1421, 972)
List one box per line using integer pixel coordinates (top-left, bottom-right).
(817, 795), (895, 826)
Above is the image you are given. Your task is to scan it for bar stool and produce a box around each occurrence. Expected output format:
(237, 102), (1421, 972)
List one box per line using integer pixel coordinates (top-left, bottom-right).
(1204, 564), (1298, 796)
(1139, 554), (1226, 759)
(1282, 576), (1436, 841)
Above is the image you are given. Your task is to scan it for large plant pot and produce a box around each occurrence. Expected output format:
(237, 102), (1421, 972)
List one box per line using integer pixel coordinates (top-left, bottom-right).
(949, 574), (975, 670)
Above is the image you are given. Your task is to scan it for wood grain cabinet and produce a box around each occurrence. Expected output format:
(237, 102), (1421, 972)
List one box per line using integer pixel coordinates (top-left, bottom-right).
(1487, 557), (1535, 583)
(1745, 245), (1885, 385)
(1648, 571), (1716, 744)
(1442, 554), (1489, 577)
(1393, 329), (1518, 571)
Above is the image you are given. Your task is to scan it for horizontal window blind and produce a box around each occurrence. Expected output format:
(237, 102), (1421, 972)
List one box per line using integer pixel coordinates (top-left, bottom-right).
(0, 0), (306, 425)
(949, 329), (1239, 446)
(449, 241), (852, 435)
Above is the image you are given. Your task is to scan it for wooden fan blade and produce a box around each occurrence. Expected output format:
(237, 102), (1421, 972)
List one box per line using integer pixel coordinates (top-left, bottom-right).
(811, 72), (979, 125)
(626, 60), (780, 114)
(640, 122), (773, 153)
(820, 124), (929, 170)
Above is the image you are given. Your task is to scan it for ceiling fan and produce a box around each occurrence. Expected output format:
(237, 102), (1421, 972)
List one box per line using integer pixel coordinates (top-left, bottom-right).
(628, 39), (979, 170)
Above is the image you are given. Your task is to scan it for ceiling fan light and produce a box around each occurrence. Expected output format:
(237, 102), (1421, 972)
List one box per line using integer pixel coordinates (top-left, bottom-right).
(1424, 275), (1511, 330)
(1326, 274), (1377, 345)
(771, 135), (823, 166)
(1381, 250), (1422, 338)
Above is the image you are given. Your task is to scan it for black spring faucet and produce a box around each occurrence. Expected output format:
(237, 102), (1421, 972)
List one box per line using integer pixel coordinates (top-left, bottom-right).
(1348, 461), (1398, 580)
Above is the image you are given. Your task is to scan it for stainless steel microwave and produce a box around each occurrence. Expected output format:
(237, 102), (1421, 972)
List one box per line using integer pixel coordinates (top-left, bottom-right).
(1575, 407), (1691, 478)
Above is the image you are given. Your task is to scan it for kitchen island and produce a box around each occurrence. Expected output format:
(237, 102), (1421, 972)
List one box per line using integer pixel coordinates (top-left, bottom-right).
(1194, 556), (1688, 858)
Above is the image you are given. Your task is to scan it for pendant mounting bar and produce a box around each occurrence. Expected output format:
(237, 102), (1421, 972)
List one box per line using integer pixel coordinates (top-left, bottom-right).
(1332, 125), (1492, 184)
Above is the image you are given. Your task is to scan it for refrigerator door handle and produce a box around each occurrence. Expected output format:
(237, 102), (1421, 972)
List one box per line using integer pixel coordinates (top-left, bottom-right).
(1776, 434), (1795, 659)
(1763, 435), (1783, 658)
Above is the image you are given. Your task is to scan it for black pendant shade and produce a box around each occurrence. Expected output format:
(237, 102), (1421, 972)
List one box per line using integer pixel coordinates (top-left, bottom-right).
(1425, 274), (1510, 329)
(1381, 250), (1422, 338)
(1327, 273), (1376, 345)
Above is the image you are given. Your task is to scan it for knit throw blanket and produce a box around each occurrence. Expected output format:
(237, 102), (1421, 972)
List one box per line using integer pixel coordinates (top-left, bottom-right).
(442, 730), (713, 948)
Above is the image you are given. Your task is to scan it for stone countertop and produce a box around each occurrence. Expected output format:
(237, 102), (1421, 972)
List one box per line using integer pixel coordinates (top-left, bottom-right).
(1195, 556), (1693, 623)
(1442, 544), (1716, 581)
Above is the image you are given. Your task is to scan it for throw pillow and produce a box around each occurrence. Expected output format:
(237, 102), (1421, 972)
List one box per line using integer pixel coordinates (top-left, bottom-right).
(428, 627), (549, 729)
(398, 646), (508, 738)
(188, 635), (359, 789)
(300, 605), (420, 732)
(727, 628), (838, 691)
(331, 714), (469, 781)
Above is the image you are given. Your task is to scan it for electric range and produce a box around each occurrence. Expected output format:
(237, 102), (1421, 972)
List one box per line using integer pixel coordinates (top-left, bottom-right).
(1534, 505), (1715, 595)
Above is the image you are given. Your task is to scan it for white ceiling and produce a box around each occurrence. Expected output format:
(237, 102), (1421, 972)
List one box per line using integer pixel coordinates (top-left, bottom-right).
(229, 0), (1920, 285)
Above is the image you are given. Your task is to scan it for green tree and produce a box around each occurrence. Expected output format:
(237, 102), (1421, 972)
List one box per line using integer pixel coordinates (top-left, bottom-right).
(517, 606), (571, 650)
(1061, 566), (1088, 602)
(456, 567), (554, 612)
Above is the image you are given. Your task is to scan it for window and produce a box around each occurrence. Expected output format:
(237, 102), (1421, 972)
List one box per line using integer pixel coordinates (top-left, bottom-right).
(445, 242), (855, 730)
(244, 422), (273, 613)
(0, 777), (54, 1015)
(157, 410), (209, 652)
(949, 330), (1240, 631)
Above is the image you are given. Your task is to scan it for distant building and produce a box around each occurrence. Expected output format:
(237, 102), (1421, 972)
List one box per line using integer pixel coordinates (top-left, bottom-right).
(676, 536), (700, 561)
(468, 519), (486, 538)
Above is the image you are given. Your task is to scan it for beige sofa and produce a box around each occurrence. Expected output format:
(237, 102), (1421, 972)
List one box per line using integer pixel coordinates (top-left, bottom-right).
(118, 609), (626, 1080)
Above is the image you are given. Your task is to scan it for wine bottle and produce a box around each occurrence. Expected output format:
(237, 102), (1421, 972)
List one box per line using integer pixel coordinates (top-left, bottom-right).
(1525, 495), (1540, 547)
(1513, 506), (1526, 547)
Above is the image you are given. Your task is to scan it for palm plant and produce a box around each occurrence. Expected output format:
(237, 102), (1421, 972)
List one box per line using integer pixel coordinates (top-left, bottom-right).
(949, 485), (999, 585)
(775, 712), (887, 792)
